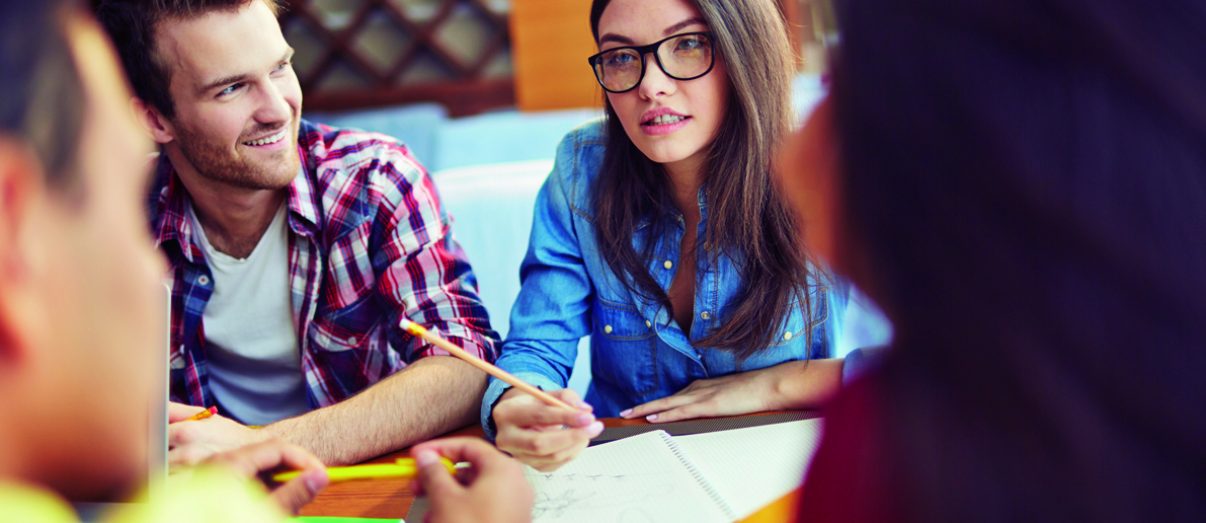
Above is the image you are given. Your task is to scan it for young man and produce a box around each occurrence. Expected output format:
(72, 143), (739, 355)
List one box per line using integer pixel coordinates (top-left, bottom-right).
(0, 1), (328, 520)
(95, 0), (500, 465)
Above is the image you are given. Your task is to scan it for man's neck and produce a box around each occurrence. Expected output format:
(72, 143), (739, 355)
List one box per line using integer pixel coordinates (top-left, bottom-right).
(183, 178), (287, 259)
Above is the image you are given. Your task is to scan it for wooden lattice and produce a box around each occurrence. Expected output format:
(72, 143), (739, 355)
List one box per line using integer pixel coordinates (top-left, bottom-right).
(280, 0), (514, 116)
(278, 0), (822, 116)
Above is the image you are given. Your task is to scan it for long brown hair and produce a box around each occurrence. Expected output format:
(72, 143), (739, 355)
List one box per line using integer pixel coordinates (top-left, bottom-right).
(590, 0), (816, 359)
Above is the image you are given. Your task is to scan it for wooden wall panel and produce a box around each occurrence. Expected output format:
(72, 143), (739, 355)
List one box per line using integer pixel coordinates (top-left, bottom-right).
(509, 0), (602, 111)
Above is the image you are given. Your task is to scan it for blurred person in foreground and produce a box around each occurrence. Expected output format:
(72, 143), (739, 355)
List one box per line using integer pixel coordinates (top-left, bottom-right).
(783, 0), (1206, 520)
(0, 2), (329, 520)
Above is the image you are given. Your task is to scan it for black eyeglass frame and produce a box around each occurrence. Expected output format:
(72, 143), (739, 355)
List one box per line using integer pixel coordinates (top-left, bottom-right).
(586, 31), (717, 94)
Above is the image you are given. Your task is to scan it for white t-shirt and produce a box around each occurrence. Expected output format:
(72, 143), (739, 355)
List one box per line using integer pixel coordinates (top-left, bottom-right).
(188, 202), (310, 426)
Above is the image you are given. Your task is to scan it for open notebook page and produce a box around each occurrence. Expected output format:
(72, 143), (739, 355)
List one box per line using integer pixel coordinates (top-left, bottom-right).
(672, 418), (824, 519)
(523, 430), (733, 522)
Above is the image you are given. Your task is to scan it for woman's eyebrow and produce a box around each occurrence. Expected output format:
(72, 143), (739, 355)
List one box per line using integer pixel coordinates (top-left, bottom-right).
(597, 17), (708, 46)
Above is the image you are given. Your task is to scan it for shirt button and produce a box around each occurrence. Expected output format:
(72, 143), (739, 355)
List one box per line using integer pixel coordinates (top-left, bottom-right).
(347, 336), (358, 345)
(197, 275), (210, 286)
(700, 311), (711, 320)
(645, 320), (652, 328)
(604, 325), (614, 334)
(663, 260), (674, 270)
(783, 331), (794, 341)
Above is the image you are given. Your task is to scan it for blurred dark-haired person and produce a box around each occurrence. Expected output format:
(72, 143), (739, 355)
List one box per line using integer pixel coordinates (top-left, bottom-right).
(782, 0), (1206, 520)
(94, 0), (499, 467)
(0, 2), (328, 521)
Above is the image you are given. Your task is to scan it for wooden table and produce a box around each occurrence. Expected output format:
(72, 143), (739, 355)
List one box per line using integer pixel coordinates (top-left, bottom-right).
(299, 414), (808, 521)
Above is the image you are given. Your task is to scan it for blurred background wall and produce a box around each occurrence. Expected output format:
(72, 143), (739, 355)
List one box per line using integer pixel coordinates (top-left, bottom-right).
(282, 0), (833, 115)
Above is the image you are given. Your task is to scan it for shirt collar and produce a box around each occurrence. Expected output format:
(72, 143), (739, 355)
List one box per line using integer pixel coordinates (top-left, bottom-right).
(286, 119), (324, 238)
(151, 155), (200, 264)
(635, 186), (709, 231)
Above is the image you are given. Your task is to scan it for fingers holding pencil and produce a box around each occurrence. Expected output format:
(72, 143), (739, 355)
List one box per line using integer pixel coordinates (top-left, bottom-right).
(410, 437), (533, 522)
(400, 319), (580, 413)
(493, 388), (603, 472)
(205, 438), (328, 514)
(399, 319), (600, 471)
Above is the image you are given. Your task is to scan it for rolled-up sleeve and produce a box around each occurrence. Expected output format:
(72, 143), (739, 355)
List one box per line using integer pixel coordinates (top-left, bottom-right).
(481, 136), (596, 439)
(375, 144), (499, 364)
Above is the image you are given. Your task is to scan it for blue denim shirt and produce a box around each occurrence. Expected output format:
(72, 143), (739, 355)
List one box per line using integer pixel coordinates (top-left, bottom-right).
(481, 121), (847, 436)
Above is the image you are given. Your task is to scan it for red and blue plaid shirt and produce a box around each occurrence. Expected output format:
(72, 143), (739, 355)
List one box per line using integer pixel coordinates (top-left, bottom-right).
(152, 119), (499, 408)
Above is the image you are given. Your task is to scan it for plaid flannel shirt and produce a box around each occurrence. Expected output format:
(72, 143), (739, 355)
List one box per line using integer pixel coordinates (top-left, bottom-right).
(152, 119), (499, 408)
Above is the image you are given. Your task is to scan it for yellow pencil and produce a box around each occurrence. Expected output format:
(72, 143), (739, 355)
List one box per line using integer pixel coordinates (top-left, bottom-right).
(183, 406), (217, 422)
(400, 319), (579, 413)
(272, 457), (455, 483)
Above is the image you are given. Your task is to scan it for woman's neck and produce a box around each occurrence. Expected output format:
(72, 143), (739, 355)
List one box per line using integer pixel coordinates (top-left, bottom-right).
(663, 156), (704, 218)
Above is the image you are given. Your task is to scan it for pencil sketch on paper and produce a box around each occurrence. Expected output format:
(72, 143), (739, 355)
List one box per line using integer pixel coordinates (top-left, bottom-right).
(528, 472), (677, 522)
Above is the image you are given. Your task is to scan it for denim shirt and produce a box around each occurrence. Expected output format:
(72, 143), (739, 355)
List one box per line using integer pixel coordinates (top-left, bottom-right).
(481, 120), (847, 436)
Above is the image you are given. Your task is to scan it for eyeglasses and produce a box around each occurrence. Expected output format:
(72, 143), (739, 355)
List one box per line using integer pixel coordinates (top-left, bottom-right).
(587, 32), (716, 94)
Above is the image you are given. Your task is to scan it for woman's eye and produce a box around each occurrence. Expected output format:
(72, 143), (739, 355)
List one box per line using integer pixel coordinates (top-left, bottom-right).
(605, 52), (636, 67)
(676, 37), (704, 51)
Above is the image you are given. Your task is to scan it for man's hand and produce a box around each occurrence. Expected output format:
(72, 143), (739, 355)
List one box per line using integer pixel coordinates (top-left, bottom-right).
(412, 437), (532, 523)
(491, 388), (601, 472)
(620, 359), (844, 423)
(168, 402), (270, 467)
(205, 439), (329, 514)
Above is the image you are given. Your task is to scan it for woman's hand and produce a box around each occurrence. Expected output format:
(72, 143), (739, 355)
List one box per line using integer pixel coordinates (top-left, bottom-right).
(491, 388), (602, 471)
(412, 437), (533, 523)
(621, 359), (844, 423)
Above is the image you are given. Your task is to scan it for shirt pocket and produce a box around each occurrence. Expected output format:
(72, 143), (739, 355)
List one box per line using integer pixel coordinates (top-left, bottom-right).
(306, 317), (374, 402)
(325, 220), (376, 309)
(590, 299), (660, 396)
(309, 293), (379, 353)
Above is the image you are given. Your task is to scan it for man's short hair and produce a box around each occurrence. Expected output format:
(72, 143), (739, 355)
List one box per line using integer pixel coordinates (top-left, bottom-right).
(0, 1), (85, 189)
(94, 0), (282, 119)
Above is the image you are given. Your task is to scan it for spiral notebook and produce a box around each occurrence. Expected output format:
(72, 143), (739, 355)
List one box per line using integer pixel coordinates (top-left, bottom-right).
(524, 418), (823, 522)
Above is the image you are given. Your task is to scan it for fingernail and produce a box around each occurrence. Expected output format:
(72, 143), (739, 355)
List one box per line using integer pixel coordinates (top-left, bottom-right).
(575, 413), (595, 426)
(414, 449), (439, 468)
(646, 414), (659, 422)
(619, 409), (632, 417)
(302, 469), (328, 494)
(586, 421), (604, 437)
(577, 400), (591, 410)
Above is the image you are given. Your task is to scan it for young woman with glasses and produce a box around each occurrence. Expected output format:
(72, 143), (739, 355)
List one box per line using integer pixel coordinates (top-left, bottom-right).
(481, 0), (857, 472)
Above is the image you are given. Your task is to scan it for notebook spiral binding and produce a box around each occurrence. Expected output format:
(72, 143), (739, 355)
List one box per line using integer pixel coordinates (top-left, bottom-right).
(659, 432), (739, 522)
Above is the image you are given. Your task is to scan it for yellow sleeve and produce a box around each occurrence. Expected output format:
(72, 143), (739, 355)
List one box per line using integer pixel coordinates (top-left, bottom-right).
(0, 483), (78, 523)
(107, 466), (287, 523)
